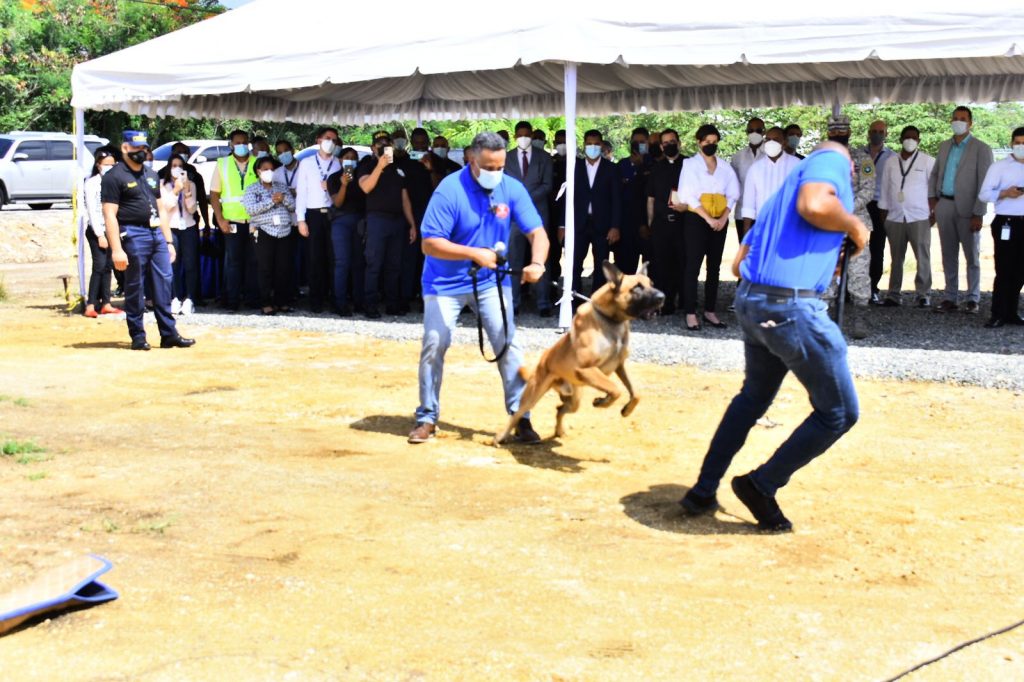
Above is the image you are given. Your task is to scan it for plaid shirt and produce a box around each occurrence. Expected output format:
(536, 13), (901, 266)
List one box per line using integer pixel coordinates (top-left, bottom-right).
(241, 181), (295, 238)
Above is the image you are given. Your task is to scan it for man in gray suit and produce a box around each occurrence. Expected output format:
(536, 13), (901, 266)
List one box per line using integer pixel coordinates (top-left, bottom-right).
(928, 105), (994, 314)
(505, 120), (554, 315)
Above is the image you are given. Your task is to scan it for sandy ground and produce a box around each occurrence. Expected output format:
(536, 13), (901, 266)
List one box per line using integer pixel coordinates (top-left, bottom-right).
(1, 251), (1023, 680)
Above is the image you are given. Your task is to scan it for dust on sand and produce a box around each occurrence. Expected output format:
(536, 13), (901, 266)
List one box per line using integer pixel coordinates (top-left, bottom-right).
(0, 293), (1022, 680)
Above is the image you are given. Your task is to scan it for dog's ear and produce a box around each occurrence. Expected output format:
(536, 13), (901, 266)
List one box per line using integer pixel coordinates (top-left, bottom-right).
(639, 261), (650, 278)
(602, 260), (623, 290)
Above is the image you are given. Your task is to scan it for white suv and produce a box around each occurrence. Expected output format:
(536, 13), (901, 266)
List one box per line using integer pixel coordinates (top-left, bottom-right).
(0, 132), (109, 210)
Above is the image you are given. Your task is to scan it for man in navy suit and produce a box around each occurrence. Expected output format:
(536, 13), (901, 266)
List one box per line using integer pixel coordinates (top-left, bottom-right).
(504, 120), (554, 315)
(560, 129), (621, 297)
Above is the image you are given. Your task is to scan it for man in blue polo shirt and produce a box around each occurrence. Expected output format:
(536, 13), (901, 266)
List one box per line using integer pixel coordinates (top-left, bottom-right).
(678, 142), (869, 531)
(409, 132), (550, 444)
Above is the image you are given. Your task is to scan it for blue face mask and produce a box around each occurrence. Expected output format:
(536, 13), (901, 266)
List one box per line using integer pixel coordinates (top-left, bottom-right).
(233, 144), (249, 157)
(787, 135), (801, 149)
(476, 168), (503, 190)
(584, 144), (602, 160)
(278, 151), (294, 166)
(255, 151), (268, 159)
(342, 159), (357, 170)
(531, 139), (545, 150)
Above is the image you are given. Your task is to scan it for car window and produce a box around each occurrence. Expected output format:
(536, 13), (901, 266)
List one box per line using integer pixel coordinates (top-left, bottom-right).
(14, 140), (48, 160)
(49, 141), (74, 160)
(0, 139), (12, 158)
(201, 146), (230, 161)
(152, 144), (174, 161)
(85, 141), (103, 155)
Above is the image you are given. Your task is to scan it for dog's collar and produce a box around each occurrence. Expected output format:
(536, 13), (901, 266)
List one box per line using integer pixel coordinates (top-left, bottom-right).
(590, 301), (628, 324)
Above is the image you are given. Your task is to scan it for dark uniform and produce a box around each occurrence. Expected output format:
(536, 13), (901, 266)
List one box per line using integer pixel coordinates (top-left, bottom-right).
(615, 154), (653, 274)
(547, 153), (567, 287)
(356, 155), (409, 314)
(398, 155), (434, 309)
(101, 155), (181, 345)
(646, 155), (688, 313)
(326, 166), (366, 312)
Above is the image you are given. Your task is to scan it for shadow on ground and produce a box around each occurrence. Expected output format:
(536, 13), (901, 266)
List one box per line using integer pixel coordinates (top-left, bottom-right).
(620, 483), (758, 535)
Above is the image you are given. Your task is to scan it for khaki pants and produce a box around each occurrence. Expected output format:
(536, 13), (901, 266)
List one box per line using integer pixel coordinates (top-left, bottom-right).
(885, 219), (932, 301)
(935, 198), (981, 304)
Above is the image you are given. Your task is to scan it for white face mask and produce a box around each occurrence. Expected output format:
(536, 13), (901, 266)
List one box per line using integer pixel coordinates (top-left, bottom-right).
(99, 165), (113, 176)
(531, 139), (545, 150)
(902, 139), (920, 153)
(763, 140), (783, 158)
(748, 132), (764, 146)
(951, 120), (969, 136)
(319, 139), (336, 155)
(1012, 144), (1024, 161)
(516, 136), (532, 151)
(259, 169), (274, 183)
(432, 146), (448, 159)
(555, 143), (566, 156)
(393, 138), (408, 151)
(476, 168), (503, 190)
(171, 167), (186, 179)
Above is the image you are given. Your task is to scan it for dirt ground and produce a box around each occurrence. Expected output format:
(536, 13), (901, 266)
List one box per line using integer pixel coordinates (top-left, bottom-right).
(1, 252), (1023, 681)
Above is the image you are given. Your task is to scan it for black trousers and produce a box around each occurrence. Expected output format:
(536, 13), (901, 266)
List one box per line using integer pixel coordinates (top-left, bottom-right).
(303, 209), (332, 309)
(572, 217), (611, 295)
(612, 223), (642, 275)
(867, 200), (886, 293)
(256, 230), (294, 308)
(364, 212), (406, 310)
(650, 214), (686, 310)
(991, 215), (1024, 321)
(682, 211), (727, 314)
(85, 229), (112, 307)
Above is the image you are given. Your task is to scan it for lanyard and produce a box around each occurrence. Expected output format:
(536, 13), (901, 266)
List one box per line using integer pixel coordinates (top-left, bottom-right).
(314, 156), (336, 181)
(898, 152), (919, 191)
(284, 166), (295, 187)
(235, 159), (249, 189)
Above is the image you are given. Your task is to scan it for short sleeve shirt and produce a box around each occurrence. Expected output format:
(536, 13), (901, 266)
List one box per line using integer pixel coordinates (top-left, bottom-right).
(356, 156), (407, 216)
(740, 149), (853, 293)
(100, 162), (161, 226)
(421, 167), (543, 296)
(326, 168), (366, 215)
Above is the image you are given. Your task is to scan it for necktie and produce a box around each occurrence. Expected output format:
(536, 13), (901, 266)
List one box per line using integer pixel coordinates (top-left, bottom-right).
(522, 151), (529, 177)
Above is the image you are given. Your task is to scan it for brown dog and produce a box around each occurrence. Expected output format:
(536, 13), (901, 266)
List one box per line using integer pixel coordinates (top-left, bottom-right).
(495, 261), (665, 445)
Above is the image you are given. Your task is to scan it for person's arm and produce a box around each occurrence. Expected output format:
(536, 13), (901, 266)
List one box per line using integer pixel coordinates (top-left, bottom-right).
(927, 147), (941, 211)
(877, 164), (892, 223)
(522, 226), (550, 284)
(181, 180), (198, 216)
(797, 181), (869, 255)
(85, 180), (106, 241)
(157, 194), (176, 264)
(671, 162), (691, 212)
(358, 154), (391, 194)
(731, 243), (750, 278)
(103, 203), (128, 271)
(281, 183), (295, 211)
(192, 172), (210, 229)
(241, 185), (275, 217)
(646, 196), (655, 227)
(331, 172), (350, 208)
(423, 237), (499, 269)
(972, 145), (995, 230)
(607, 161), (622, 243)
(741, 171), (758, 223)
(295, 160), (310, 237)
(401, 188), (417, 244)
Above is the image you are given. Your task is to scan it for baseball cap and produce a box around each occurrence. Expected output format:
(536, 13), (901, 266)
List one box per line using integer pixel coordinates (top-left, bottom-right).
(827, 115), (851, 133)
(122, 130), (149, 147)
(372, 130), (391, 143)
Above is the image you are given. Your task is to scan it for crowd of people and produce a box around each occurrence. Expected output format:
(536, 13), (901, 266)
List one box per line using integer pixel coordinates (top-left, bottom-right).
(79, 107), (1024, 340)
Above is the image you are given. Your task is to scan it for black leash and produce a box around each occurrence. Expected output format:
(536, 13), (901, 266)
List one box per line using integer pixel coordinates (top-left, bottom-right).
(880, 615), (1024, 682)
(834, 236), (853, 326)
(469, 252), (521, 363)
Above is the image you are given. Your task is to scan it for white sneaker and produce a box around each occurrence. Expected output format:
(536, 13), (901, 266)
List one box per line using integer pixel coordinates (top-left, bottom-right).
(171, 297), (182, 315)
(180, 298), (194, 316)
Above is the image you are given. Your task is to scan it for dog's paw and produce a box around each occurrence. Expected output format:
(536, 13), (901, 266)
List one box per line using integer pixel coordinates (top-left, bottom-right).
(621, 396), (640, 417)
(593, 393), (617, 408)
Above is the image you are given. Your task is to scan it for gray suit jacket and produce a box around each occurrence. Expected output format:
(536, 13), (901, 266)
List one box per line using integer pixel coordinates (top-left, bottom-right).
(928, 135), (994, 218)
(504, 147), (553, 225)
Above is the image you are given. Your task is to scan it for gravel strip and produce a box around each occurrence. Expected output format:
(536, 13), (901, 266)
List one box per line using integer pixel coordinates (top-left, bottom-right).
(173, 283), (1024, 391)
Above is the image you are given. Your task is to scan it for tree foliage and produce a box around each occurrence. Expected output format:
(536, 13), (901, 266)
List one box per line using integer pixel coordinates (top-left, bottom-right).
(2, 1), (1022, 156)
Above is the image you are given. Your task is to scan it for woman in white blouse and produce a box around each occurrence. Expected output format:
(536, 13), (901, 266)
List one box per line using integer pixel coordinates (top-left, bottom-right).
(161, 156), (200, 315)
(81, 148), (121, 318)
(677, 124), (740, 331)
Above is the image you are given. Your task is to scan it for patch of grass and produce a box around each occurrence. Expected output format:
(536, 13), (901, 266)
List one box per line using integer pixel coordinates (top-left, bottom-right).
(0, 395), (10, 402)
(135, 515), (177, 535)
(102, 518), (120, 533)
(2, 439), (45, 456)
(13, 398), (30, 408)
(26, 471), (47, 481)
(0, 275), (8, 302)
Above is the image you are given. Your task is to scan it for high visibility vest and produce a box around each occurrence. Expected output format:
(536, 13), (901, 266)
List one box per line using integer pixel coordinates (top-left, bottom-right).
(218, 155), (257, 222)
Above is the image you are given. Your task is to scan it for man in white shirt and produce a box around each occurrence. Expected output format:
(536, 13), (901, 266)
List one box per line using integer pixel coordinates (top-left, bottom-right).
(730, 117), (765, 237)
(878, 126), (936, 308)
(978, 126), (1024, 327)
(741, 126), (800, 238)
(295, 127), (341, 312)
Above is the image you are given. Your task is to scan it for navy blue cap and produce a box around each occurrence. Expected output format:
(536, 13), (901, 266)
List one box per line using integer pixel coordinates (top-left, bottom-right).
(122, 130), (149, 147)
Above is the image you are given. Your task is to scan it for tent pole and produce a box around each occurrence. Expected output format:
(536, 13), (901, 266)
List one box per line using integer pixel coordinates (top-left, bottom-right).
(73, 107), (87, 302)
(558, 62), (578, 330)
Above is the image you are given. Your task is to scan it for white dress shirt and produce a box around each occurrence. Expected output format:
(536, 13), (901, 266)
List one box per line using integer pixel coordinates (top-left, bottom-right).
(585, 158), (600, 214)
(741, 153), (801, 220)
(878, 151), (936, 223)
(978, 156), (1024, 216)
(161, 179), (198, 229)
(678, 156), (740, 213)
(295, 152), (339, 219)
(730, 145), (762, 217)
(83, 173), (106, 237)
(273, 161), (301, 225)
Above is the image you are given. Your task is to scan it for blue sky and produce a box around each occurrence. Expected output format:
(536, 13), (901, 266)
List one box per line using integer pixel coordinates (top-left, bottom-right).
(221, 0), (253, 8)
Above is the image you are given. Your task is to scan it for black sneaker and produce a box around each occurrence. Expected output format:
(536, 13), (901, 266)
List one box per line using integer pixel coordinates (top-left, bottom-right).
(731, 473), (793, 532)
(679, 489), (719, 516)
(869, 291), (883, 306)
(513, 418), (542, 444)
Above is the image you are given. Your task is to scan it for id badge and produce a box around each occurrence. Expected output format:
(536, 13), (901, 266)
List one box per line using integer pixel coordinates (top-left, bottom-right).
(897, 191), (905, 203)
(1002, 226), (1011, 241)
(229, 223), (238, 234)
(149, 215), (161, 228)
(272, 214), (281, 227)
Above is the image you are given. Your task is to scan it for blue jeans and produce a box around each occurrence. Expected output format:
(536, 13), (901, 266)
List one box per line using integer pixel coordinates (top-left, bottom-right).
(415, 285), (529, 425)
(171, 226), (200, 302)
(121, 225), (178, 342)
(331, 212), (360, 309)
(692, 280), (859, 497)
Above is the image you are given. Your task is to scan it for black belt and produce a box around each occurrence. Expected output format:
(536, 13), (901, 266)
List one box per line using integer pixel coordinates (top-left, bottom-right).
(940, 193), (955, 200)
(122, 223), (159, 230)
(748, 284), (819, 298)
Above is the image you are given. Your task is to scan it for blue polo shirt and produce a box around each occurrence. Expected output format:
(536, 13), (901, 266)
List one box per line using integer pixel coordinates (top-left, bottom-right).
(941, 133), (971, 197)
(421, 167), (543, 296)
(740, 149), (853, 293)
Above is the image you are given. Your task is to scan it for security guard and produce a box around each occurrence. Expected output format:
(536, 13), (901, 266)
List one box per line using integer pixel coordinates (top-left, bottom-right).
(102, 130), (195, 351)
(825, 114), (875, 339)
(211, 129), (259, 310)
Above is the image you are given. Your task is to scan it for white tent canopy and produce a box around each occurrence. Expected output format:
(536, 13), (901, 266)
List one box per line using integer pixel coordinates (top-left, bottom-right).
(73, 0), (1024, 122)
(70, 0), (1024, 324)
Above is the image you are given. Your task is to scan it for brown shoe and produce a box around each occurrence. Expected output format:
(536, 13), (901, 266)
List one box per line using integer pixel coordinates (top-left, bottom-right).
(513, 418), (542, 444)
(407, 422), (436, 444)
(934, 300), (958, 314)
